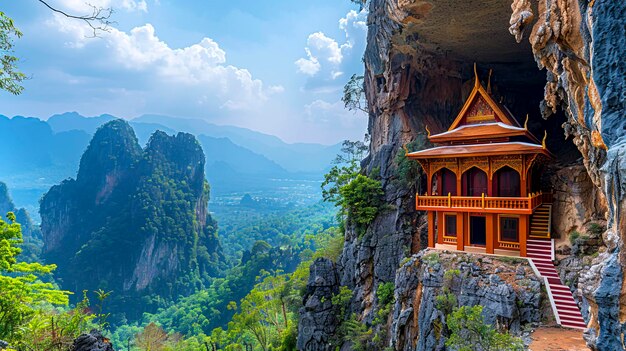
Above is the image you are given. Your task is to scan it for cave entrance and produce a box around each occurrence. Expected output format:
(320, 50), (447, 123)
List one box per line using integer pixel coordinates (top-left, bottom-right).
(469, 216), (487, 246)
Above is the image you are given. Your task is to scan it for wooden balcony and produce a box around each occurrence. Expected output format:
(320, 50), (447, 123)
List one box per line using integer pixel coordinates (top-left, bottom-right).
(415, 191), (552, 214)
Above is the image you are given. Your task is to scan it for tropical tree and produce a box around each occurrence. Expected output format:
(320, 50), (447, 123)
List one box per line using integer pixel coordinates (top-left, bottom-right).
(0, 212), (70, 341)
(342, 74), (367, 113)
(321, 139), (368, 204)
(0, 12), (26, 95)
(446, 305), (524, 351)
(135, 323), (170, 351)
(0, 2), (113, 95)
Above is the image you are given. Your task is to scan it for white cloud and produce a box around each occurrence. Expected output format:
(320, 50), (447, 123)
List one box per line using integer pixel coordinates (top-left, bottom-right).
(295, 9), (367, 88)
(295, 48), (321, 76)
(48, 17), (272, 112)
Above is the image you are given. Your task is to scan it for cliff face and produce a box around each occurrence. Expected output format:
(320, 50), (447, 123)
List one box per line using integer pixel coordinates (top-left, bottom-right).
(318, 0), (624, 349)
(40, 120), (224, 317)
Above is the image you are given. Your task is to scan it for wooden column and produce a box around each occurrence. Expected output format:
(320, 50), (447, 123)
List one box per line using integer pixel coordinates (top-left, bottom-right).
(520, 172), (528, 197)
(519, 215), (528, 256)
(456, 171), (462, 197)
(437, 212), (444, 245)
(487, 157), (493, 196)
(486, 214), (495, 254)
(427, 211), (435, 248)
(464, 213), (470, 246)
(456, 212), (464, 251)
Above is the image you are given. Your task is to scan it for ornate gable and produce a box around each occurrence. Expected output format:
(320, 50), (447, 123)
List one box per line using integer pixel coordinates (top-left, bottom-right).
(447, 66), (520, 131)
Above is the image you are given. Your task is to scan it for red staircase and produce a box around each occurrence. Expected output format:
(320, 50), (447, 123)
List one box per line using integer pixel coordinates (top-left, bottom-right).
(527, 239), (587, 329)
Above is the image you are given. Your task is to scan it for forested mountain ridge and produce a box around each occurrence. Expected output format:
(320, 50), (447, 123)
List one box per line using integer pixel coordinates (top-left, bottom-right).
(0, 181), (42, 262)
(0, 113), (320, 219)
(40, 120), (225, 319)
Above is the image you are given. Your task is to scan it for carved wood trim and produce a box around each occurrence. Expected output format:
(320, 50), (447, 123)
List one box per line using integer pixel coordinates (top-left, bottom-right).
(460, 157), (489, 176)
(429, 158), (459, 176)
(524, 154), (538, 178)
(490, 155), (523, 180)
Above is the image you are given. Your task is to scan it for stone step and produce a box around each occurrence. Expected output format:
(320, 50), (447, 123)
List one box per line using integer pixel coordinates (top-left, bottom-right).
(553, 293), (577, 301)
(557, 310), (585, 321)
(560, 320), (587, 329)
(550, 284), (572, 291)
(527, 239), (551, 243)
(553, 304), (582, 313)
(527, 247), (552, 253)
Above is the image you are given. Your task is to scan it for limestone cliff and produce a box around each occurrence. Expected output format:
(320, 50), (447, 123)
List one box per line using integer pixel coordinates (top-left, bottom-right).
(299, 0), (624, 350)
(40, 120), (224, 318)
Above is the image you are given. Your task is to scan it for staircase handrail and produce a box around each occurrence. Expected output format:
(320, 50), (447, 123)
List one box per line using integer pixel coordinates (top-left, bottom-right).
(526, 258), (560, 325)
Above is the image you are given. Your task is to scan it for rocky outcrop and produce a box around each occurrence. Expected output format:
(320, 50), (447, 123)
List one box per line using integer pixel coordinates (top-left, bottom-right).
(72, 330), (115, 351)
(297, 258), (340, 351)
(510, 1), (626, 349)
(40, 120), (224, 318)
(304, 0), (625, 349)
(550, 164), (607, 242)
(391, 251), (547, 351)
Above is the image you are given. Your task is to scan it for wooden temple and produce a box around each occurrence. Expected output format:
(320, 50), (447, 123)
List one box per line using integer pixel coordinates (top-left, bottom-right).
(407, 68), (553, 257)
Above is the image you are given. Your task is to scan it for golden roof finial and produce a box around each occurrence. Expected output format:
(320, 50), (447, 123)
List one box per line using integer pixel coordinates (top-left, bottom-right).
(425, 125), (431, 137)
(402, 143), (409, 156)
(542, 130), (548, 149)
(473, 62), (479, 87)
(487, 69), (493, 93)
(524, 114), (529, 130)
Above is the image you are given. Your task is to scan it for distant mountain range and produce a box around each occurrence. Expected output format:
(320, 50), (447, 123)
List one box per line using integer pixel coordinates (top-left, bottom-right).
(0, 112), (340, 215)
(47, 112), (341, 173)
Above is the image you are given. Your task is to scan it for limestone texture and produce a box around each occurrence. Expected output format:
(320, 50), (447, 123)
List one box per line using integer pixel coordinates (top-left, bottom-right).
(299, 0), (625, 349)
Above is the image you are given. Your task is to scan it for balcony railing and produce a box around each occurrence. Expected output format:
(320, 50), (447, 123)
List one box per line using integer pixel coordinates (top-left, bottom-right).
(415, 191), (552, 214)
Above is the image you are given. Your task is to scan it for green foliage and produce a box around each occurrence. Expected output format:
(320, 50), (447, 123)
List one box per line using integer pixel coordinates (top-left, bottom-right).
(338, 174), (384, 236)
(0, 212), (70, 342)
(322, 139), (368, 205)
(376, 282), (395, 307)
(394, 138), (427, 187)
(422, 252), (440, 266)
(322, 139), (384, 237)
(217, 201), (337, 261)
(342, 74), (367, 113)
(17, 292), (97, 350)
(446, 306), (524, 351)
(332, 286), (354, 320)
(435, 291), (457, 317)
(94, 289), (113, 331)
(309, 227), (344, 262)
(587, 222), (605, 236)
(0, 12), (26, 95)
(569, 230), (581, 244)
(337, 315), (371, 351)
(444, 269), (461, 282)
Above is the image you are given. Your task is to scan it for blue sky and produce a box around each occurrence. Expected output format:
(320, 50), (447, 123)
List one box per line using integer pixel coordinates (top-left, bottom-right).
(0, 0), (368, 144)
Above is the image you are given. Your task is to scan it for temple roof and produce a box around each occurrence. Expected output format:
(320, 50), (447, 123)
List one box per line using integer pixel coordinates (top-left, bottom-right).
(409, 64), (549, 160)
(407, 142), (552, 159)
(428, 122), (541, 143)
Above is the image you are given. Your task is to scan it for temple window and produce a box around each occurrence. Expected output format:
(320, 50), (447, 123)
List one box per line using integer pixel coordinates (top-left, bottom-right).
(444, 214), (457, 237)
(462, 167), (488, 196)
(494, 166), (521, 197)
(499, 216), (519, 242)
(441, 168), (457, 195)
